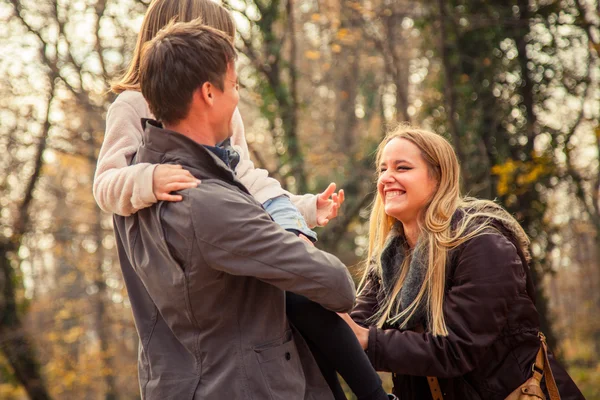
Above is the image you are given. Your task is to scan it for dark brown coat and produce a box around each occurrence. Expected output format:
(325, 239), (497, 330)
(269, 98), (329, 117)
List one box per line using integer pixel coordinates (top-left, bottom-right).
(351, 228), (585, 400)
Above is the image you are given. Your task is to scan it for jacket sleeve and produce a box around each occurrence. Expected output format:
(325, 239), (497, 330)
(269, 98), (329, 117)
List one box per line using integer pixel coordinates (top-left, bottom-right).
(350, 269), (382, 327)
(191, 184), (356, 312)
(93, 97), (157, 216)
(230, 109), (319, 228)
(364, 232), (524, 378)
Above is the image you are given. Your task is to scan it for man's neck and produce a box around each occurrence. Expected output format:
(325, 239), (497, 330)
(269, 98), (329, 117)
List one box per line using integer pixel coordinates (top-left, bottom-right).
(165, 118), (218, 147)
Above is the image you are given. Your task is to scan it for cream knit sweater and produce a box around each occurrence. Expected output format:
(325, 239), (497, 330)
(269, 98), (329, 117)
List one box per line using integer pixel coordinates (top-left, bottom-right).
(93, 90), (319, 227)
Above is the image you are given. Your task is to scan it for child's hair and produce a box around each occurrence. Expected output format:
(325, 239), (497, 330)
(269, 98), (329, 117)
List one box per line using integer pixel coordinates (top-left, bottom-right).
(112, 0), (236, 94)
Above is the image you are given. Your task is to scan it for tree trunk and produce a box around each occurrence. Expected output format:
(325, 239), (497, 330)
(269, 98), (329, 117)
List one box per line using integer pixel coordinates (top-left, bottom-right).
(0, 243), (52, 400)
(507, 0), (558, 350)
(282, 0), (306, 193)
(438, 0), (467, 186)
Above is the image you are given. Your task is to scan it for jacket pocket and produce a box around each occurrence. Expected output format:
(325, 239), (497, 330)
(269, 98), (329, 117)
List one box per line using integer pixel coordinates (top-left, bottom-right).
(254, 329), (306, 399)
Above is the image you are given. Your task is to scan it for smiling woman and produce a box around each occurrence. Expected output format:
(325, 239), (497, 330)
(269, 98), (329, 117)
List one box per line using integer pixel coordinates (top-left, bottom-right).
(339, 125), (586, 400)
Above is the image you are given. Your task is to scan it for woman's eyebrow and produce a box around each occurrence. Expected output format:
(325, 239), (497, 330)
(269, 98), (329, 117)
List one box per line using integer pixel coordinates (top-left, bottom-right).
(379, 159), (412, 167)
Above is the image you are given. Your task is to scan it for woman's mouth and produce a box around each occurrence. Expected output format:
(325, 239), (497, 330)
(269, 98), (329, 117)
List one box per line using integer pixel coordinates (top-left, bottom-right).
(385, 190), (405, 199)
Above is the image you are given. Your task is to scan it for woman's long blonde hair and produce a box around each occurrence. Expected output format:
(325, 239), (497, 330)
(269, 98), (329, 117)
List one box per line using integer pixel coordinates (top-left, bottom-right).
(361, 125), (530, 336)
(112, 0), (236, 94)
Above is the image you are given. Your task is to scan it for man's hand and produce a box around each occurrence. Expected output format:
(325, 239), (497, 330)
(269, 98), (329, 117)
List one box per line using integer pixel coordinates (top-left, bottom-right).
(316, 183), (345, 226)
(153, 164), (200, 202)
(337, 313), (369, 350)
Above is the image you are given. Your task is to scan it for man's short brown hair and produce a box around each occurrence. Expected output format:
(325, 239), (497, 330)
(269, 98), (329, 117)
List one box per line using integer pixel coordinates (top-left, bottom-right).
(139, 18), (237, 125)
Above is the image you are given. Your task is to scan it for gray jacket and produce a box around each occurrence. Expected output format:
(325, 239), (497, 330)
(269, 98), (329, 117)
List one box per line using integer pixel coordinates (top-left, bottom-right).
(113, 120), (356, 400)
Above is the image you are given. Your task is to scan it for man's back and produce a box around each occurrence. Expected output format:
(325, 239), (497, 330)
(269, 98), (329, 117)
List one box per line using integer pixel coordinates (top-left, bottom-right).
(114, 124), (355, 399)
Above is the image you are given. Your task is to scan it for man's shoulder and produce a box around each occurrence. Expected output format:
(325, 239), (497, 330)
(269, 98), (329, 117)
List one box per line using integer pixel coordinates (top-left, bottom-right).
(182, 180), (269, 231)
(192, 179), (260, 210)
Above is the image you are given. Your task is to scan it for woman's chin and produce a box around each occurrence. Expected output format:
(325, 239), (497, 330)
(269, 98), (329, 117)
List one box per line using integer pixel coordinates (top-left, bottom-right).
(384, 205), (405, 222)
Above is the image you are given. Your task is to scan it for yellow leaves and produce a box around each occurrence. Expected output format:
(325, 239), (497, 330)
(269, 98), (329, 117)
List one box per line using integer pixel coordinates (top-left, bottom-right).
(56, 307), (72, 321)
(336, 28), (350, 40)
(0, 384), (26, 399)
(491, 159), (518, 196)
(304, 50), (321, 60)
(517, 163), (546, 186)
(62, 371), (79, 387)
(331, 44), (342, 53)
(491, 156), (553, 196)
(311, 13), (321, 22)
(63, 326), (84, 344)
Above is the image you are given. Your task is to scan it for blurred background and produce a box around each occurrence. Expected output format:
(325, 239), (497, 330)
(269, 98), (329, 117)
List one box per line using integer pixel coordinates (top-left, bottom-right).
(0, 0), (599, 398)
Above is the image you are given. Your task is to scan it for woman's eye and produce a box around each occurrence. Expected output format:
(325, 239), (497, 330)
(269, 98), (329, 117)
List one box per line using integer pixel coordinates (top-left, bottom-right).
(397, 166), (411, 171)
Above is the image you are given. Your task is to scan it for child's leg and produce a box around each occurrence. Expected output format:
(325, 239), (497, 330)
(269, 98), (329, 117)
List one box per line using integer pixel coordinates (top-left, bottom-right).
(262, 195), (317, 241)
(301, 333), (347, 400)
(286, 292), (388, 400)
(262, 196), (388, 400)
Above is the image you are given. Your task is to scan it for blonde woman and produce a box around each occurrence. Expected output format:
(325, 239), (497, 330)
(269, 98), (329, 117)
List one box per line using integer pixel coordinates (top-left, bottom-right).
(94, 0), (393, 399)
(339, 126), (585, 399)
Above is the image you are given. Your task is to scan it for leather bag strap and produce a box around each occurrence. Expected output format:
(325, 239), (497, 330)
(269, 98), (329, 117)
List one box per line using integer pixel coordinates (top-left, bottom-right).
(539, 333), (561, 400)
(426, 376), (443, 400)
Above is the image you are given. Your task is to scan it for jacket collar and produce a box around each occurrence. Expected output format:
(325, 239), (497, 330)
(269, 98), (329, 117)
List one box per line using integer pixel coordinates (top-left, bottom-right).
(139, 119), (247, 193)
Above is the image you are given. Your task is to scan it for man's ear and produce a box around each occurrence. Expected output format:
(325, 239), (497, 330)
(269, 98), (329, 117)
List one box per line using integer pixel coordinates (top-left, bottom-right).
(199, 81), (214, 106)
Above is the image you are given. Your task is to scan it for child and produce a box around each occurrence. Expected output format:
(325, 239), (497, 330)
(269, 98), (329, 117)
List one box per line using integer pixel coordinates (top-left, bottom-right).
(93, 1), (392, 399)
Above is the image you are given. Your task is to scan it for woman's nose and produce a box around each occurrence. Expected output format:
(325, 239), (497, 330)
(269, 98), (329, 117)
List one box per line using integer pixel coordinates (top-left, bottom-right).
(379, 170), (394, 184)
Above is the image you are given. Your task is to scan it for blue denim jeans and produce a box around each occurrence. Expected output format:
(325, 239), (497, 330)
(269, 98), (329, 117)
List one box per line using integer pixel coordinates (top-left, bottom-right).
(262, 195), (317, 241)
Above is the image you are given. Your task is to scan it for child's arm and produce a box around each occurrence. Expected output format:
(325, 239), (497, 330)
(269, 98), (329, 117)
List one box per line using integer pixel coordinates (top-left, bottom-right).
(231, 109), (344, 228)
(93, 93), (198, 216)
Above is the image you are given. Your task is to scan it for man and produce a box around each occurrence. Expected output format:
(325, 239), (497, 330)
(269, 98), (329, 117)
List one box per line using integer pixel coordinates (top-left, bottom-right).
(112, 19), (356, 399)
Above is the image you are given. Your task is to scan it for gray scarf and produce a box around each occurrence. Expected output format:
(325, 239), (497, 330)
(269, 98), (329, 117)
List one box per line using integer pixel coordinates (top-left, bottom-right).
(379, 224), (428, 330)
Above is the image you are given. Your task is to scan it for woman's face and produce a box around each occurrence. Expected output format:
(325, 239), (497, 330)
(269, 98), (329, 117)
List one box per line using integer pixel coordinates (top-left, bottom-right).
(377, 138), (438, 224)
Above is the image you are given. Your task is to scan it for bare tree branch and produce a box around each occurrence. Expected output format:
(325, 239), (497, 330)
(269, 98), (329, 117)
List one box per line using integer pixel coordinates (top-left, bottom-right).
(94, 0), (109, 85)
(13, 74), (57, 245)
(9, 0), (101, 116)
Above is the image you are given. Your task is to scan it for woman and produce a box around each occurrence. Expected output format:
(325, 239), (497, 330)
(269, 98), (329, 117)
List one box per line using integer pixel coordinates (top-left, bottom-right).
(94, 1), (391, 399)
(340, 125), (585, 399)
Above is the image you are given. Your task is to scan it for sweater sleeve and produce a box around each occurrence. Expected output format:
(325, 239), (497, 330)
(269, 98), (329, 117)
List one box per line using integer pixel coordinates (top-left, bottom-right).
(93, 95), (158, 216)
(230, 108), (319, 228)
(364, 233), (523, 378)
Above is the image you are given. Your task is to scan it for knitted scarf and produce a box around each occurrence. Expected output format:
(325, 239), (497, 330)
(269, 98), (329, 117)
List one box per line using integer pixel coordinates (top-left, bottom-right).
(379, 224), (428, 331)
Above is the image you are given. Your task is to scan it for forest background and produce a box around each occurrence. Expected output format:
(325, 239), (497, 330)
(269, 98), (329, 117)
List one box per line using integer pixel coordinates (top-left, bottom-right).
(0, 0), (599, 399)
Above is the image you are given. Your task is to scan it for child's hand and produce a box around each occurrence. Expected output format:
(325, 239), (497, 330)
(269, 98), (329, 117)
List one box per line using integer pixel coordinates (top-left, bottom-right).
(153, 164), (200, 202)
(316, 183), (345, 226)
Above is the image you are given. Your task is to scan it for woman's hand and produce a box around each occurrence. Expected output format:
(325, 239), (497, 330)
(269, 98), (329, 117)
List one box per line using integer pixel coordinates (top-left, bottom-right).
(153, 164), (201, 202)
(337, 313), (369, 350)
(316, 183), (345, 226)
